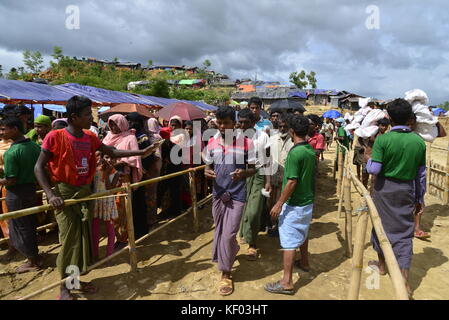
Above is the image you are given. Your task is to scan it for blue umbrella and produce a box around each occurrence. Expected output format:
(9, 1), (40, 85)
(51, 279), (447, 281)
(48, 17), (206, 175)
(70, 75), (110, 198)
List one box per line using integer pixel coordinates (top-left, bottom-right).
(322, 110), (343, 119)
(432, 108), (446, 116)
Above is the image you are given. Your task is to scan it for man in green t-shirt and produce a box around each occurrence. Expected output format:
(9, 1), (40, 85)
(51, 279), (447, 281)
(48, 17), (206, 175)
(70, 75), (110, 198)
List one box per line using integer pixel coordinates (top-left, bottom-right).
(335, 117), (349, 152)
(0, 117), (42, 273)
(366, 98), (426, 299)
(264, 115), (316, 295)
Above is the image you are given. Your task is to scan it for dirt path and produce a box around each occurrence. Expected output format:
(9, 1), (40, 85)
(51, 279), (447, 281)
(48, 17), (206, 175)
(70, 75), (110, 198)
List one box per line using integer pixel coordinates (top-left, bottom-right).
(1, 145), (448, 300)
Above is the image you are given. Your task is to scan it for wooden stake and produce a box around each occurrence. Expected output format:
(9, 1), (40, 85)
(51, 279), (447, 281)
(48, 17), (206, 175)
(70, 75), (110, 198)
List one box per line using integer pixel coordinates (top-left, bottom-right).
(344, 157), (353, 258)
(347, 197), (369, 300)
(124, 183), (138, 273)
(336, 148), (343, 195)
(445, 148), (449, 205)
(189, 170), (200, 233)
(426, 142), (431, 192)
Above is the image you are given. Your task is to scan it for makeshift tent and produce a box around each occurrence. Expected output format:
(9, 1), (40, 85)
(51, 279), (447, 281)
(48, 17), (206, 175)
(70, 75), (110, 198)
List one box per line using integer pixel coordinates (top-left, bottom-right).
(54, 83), (160, 106)
(322, 110), (343, 119)
(432, 107), (447, 116)
(0, 79), (73, 104)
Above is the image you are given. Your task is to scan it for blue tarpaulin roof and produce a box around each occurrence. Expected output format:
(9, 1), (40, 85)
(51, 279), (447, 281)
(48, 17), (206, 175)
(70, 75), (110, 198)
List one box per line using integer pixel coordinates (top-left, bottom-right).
(288, 91), (308, 99)
(432, 107), (447, 116)
(54, 83), (160, 106)
(0, 79), (73, 103)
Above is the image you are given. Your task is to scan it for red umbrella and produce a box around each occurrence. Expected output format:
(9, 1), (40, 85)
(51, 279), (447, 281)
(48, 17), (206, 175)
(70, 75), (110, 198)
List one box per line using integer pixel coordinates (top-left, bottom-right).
(156, 102), (206, 120)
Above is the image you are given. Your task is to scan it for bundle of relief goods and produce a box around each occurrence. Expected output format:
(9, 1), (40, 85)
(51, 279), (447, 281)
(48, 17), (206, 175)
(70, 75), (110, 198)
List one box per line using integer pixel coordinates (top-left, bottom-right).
(352, 97), (388, 139)
(404, 89), (438, 142)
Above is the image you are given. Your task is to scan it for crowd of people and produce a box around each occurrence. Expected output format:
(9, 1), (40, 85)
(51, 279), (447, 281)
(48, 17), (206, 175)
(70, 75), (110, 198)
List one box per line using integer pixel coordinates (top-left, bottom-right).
(0, 94), (445, 300)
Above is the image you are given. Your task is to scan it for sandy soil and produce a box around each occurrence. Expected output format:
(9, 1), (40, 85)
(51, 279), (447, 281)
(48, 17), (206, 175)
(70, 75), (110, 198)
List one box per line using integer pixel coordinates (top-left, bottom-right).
(0, 144), (448, 300)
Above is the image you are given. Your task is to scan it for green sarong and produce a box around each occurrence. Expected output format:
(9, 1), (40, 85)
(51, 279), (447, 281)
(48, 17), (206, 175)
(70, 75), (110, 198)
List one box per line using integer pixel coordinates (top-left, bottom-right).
(239, 170), (265, 246)
(54, 183), (93, 277)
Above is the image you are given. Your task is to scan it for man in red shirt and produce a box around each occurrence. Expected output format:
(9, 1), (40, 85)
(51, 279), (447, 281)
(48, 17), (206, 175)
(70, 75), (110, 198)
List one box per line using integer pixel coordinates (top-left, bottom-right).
(35, 95), (156, 300)
(307, 115), (325, 161)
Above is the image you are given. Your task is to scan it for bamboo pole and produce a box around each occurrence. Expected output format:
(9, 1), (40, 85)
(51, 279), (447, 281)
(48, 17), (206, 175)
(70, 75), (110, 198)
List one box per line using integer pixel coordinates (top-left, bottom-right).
(0, 222), (58, 245)
(445, 148), (449, 205)
(347, 197), (369, 300)
(353, 186), (409, 300)
(333, 146), (337, 180)
(426, 142), (431, 192)
(19, 194), (213, 300)
(344, 156), (353, 258)
(189, 171), (200, 233)
(336, 148), (343, 195)
(124, 183), (138, 273)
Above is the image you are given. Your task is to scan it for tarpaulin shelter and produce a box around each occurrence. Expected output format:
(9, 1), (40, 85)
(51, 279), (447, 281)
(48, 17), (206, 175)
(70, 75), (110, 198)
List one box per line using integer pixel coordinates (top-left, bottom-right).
(54, 83), (161, 107)
(0, 79), (73, 105)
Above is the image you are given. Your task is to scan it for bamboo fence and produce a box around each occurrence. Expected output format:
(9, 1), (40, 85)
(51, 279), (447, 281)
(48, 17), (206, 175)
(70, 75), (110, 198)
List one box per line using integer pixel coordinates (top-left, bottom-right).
(0, 165), (208, 300)
(426, 143), (449, 204)
(334, 141), (410, 300)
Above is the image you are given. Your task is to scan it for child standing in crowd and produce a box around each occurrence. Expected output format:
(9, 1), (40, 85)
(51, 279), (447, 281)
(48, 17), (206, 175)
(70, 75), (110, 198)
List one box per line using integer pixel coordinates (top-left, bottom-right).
(204, 106), (256, 296)
(366, 99), (426, 299)
(35, 95), (155, 300)
(92, 152), (120, 260)
(265, 115), (316, 295)
(0, 117), (42, 273)
(321, 118), (334, 151)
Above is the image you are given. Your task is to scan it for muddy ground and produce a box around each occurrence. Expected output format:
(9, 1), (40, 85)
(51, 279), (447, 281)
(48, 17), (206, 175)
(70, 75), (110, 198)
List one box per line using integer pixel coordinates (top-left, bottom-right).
(0, 144), (448, 300)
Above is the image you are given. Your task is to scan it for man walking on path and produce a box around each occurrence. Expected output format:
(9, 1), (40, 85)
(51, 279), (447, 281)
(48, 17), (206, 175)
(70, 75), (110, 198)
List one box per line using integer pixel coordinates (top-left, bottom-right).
(204, 106), (256, 296)
(264, 115), (316, 295)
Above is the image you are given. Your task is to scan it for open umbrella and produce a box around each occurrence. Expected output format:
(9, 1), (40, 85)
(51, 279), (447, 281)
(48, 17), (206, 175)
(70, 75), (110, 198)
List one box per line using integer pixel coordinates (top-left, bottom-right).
(322, 109), (343, 119)
(156, 102), (206, 120)
(100, 103), (156, 121)
(432, 107), (447, 116)
(269, 99), (306, 113)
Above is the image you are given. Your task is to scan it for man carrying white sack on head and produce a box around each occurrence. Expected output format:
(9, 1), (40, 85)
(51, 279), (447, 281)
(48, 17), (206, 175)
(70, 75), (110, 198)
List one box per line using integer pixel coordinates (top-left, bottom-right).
(404, 89), (446, 240)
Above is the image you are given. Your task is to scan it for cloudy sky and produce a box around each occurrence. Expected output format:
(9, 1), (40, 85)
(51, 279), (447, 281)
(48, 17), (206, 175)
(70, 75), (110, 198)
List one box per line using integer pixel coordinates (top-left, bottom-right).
(0, 0), (448, 104)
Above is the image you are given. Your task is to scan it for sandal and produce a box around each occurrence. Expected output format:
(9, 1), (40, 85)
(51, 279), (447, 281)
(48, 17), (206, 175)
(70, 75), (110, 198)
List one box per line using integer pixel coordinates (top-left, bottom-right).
(264, 281), (294, 295)
(414, 230), (430, 239)
(246, 247), (258, 261)
(218, 278), (234, 296)
(368, 261), (387, 276)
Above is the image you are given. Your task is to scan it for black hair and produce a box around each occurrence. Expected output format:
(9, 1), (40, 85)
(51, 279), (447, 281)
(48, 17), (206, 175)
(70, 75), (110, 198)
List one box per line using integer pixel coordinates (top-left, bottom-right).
(377, 118), (390, 126)
(248, 97), (262, 108)
(238, 108), (257, 122)
(14, 104), (32, 116)
(386, 99), (412, 125)
(184, 120), (193, 127)
(53, 120), (68, 129)
(0, 117), (24, 134)
(288, 115), (310, 137)
(215, 106), (236, 122)
(278, 113), (290, 125)
(126, 112), (144, 131)
(270, 108), (282, 116)
(307, 114), (323, 127)
(66, 95), (92, 122)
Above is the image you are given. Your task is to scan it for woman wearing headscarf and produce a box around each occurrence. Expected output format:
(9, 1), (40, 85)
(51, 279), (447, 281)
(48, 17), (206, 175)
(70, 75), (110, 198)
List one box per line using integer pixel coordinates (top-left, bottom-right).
(126, 113), (162, 228)
(158, 116), (188, 219)
(26, 115), (52, 145)
(102, 114), (148, 247)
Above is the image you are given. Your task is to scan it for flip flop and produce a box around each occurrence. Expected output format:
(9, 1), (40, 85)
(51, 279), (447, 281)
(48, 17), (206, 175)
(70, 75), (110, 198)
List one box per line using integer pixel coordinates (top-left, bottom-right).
(218, 278), (233, 296)
(264, 281), (294, 295)
(57, 292), (77, 300)
(246, 247), (258, 261)
(414, 230), (430, 239)
(368, 261), (387, 276)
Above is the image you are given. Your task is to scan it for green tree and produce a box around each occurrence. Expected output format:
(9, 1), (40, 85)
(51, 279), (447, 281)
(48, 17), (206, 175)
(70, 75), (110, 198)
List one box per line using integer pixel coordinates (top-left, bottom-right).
(51, 46), (64, 61)
(438, 101), (449, 111)
(202, 59), (211, 69)
(289, 70), (318, 89)
(148, 59), (153, 66)
(113, 57), (119, 63)
(0, 65), (3, 78)
(23, 50), (44, 74)
(150, 79), (170, 98)
(7, 67), (19, 80)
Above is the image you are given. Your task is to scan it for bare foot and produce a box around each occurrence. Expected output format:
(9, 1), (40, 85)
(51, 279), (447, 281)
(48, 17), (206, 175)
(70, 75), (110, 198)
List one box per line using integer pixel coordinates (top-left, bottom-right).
(368, 260), (387, 275)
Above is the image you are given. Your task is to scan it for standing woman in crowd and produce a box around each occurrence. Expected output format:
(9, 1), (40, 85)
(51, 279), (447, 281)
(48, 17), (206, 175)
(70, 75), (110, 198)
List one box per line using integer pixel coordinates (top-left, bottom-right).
(158, 116), (187, 219)
(102, 114), (149, 247)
